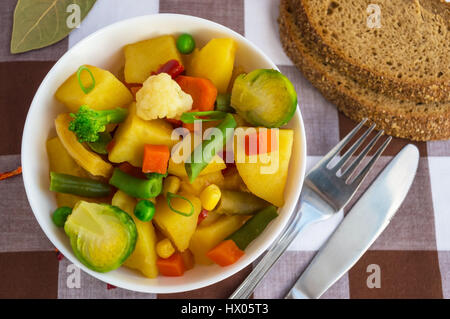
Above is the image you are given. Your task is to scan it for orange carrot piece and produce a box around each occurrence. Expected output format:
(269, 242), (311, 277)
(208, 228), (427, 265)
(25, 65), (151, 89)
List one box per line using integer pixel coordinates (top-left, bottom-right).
(206, 239), (245, 267)
(245, 129), (278, 156)
(176, 76), (218, 111)
(156, 252), (185, 276)
(142, 144), (170, 174)
(0, 166), (22, 181)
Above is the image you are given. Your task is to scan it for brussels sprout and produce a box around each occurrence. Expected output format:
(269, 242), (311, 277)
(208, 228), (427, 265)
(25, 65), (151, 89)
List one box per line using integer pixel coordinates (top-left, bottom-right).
(64, 201), (137, 273)
(230, 69), (297, 128)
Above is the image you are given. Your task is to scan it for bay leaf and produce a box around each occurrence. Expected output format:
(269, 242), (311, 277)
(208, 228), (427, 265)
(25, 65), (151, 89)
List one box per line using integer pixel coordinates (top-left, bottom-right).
(10, 0), (97, 54)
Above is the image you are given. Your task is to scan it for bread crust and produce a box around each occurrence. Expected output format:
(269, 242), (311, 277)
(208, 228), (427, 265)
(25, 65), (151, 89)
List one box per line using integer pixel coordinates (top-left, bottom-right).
(279, 0), (450, 141)
(289, 0), (449, 103)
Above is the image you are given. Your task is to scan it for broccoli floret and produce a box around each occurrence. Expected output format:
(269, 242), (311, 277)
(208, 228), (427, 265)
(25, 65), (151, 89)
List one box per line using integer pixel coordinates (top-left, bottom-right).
(69, 105), (128, 143)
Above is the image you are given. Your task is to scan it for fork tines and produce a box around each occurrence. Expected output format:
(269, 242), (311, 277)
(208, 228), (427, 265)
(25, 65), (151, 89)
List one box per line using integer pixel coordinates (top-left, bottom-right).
(322, 119), (392, 184)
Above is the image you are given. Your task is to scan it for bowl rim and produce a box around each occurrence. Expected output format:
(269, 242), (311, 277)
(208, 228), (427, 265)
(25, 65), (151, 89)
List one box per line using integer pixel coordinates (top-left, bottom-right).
(21, 13), (307, 294)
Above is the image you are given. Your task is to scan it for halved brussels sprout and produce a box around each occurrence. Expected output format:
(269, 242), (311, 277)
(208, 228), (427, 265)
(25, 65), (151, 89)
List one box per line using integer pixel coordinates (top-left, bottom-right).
(64, 201), (137, 273)
(230, 69), (297, 128)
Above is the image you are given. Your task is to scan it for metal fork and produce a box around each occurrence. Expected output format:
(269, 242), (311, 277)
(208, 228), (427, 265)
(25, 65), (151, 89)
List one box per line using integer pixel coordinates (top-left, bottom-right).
(229, 119), (392, 299)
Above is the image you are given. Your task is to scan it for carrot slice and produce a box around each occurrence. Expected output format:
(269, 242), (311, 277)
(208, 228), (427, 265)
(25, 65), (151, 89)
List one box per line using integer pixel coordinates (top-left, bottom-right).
(176, 76), (218, 111)
(0, 166), (22, 181)
(156, 252), (185, 276)
(206, 239), (245, 267)
(142, 144), (170, 174)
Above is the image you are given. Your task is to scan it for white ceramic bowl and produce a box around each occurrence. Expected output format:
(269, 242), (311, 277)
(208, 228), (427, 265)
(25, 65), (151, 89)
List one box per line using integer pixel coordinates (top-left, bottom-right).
(22, 14), (307, 294)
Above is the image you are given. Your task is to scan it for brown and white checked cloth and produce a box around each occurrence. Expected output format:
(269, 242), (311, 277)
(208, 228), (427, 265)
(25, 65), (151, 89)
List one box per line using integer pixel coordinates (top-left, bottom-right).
(0, 0), (449, 299)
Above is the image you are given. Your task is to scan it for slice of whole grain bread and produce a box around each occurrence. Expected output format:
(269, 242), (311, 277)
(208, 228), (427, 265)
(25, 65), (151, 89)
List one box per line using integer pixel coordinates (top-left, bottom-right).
(279, 0), (450, 140)
(290, 0), (449, 103)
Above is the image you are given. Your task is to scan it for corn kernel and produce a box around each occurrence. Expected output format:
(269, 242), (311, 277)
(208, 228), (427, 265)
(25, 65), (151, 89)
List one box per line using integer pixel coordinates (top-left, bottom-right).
(163, 176), (181, 196)
(200, 184), (221, 211)
(156, 238), (175, 259)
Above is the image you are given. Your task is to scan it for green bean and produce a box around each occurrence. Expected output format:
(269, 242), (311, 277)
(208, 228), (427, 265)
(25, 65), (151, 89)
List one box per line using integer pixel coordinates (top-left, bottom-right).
(185, 113), (237, 182)
(50, 172), (111, 197)
(214, 190), (270, 215)
(227, 206), (278, 250)
(109, 169), (162, 199)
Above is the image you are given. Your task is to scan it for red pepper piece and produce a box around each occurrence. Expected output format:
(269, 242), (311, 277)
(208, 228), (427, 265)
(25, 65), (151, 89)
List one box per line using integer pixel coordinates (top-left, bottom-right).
(197, 209), (209, 225)
(166, 118), (183, 127)
(244, 130), (278, 156)
(152, 60), (185, 79)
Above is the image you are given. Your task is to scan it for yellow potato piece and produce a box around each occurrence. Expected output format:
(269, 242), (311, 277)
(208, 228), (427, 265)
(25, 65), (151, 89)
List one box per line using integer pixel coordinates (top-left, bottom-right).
(235, 129), (294, 207)
(55, 65), (133, 113)
(55, 113), (113, 178)
(168, 156), (226, 178)
(187, 38), (236, 93)
(124, 35), (183, 83)
(111, 191), (158, 278)
(108, 103), (178, 167)
(179, 171), (225, 196)
(47, 137), (105, 207)
(189, 215), (247, 265)
(153, 193), (202, 252)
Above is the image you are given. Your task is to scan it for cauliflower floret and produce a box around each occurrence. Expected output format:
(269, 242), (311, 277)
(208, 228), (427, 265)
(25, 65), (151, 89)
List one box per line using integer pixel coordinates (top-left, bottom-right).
(136, 73), (193, 120)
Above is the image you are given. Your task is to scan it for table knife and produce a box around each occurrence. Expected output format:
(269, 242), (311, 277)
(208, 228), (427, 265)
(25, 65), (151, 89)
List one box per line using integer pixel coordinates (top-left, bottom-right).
(285, 144), (419, 299)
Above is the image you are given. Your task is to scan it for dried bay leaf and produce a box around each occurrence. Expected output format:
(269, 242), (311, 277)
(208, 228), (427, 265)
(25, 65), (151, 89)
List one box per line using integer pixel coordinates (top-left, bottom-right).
(11, 0), (97, 54)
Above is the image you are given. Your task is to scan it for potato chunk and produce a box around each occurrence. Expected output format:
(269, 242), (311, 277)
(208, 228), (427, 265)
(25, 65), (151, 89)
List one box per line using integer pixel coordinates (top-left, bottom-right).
(47, 137), (91, 207)
(189, 215), (247, 265)
(55, 65), (133, 112)
(235, 129), (294, 207)
(108, 103), (178, 167)
(124, 35), (183, 83)
(187, 38), (236, 93)
(55, 113), (113, 178)
(153, 193), (202, 252)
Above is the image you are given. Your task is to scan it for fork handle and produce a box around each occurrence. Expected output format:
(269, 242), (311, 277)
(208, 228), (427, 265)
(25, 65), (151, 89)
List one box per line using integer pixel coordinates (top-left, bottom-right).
(229, 203), (322, 299)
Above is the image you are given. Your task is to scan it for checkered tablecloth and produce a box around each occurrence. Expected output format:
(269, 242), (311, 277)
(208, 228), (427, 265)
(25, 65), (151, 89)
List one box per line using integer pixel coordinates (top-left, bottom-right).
(1, 0), (449, 299)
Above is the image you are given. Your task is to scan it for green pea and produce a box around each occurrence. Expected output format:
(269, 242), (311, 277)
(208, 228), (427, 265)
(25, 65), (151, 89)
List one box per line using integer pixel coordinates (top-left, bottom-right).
(134, 200), (156, 222)
(52, 207), (72, 227)
(176, 33), (196, 54)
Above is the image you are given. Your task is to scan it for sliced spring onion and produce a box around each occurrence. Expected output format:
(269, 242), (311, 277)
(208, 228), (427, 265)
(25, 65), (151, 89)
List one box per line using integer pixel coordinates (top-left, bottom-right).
(166, 192), (194, 217)
(180, 111), (228, 124)
(77, 65), (96, 94)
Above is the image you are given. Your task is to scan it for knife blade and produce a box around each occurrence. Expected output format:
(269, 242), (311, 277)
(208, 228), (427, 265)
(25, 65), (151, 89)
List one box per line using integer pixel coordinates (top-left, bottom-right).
(285, 144), (419, 299)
